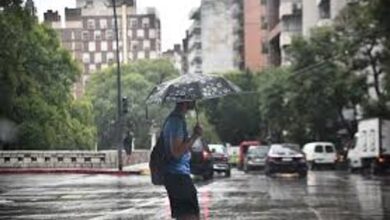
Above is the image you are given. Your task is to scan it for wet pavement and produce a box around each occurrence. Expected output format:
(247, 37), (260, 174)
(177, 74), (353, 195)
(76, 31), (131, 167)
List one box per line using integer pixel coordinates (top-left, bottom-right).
(0, 169), (390, 220)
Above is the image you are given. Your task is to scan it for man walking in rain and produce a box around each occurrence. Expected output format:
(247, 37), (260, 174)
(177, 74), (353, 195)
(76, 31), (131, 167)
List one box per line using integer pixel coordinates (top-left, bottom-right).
(163, 100), (202, 220)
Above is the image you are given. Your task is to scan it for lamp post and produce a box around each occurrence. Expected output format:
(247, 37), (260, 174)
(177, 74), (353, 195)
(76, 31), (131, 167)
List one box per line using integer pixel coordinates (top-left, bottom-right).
(112, 0), (123, 171)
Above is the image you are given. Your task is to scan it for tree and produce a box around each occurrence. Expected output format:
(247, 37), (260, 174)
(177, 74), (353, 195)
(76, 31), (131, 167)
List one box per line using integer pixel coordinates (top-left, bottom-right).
(202, 71), (262, 145)
(0, 2), (96, 150)
(86, 59), (179, 149)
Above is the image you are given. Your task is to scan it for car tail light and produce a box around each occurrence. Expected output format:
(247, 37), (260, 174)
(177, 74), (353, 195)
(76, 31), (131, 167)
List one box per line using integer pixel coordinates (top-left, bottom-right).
(202, 151), (210, 160)
(378, 157), (385, 163)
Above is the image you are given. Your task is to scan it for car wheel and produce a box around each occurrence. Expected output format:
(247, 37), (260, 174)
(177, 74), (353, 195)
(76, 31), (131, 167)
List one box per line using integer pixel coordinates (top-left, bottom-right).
(299, 171), (307, 178)
(225, 169), (231, 177)
(203, 170), (213, 180)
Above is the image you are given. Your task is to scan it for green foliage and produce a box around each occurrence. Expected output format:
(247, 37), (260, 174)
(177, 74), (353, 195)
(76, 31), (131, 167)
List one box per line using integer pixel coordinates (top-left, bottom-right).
(202, 71), (261, 145)
(86, 59), (180, 149)
(0, 3), (96, 150)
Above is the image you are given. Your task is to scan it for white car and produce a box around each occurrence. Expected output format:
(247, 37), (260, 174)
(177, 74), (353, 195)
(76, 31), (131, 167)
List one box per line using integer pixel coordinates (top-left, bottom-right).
(302, 142), (337, 170)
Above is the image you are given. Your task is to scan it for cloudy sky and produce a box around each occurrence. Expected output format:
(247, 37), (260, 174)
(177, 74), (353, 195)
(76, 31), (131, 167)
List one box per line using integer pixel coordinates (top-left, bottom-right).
(33, 0), (201, 51)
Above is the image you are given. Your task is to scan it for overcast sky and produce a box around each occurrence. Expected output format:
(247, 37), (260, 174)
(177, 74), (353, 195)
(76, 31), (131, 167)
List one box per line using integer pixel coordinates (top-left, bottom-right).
(33, 0), (201, 51)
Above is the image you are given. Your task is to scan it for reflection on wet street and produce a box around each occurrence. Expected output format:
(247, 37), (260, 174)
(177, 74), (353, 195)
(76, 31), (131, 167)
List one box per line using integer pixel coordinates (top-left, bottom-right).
(0, 170), (390, 219)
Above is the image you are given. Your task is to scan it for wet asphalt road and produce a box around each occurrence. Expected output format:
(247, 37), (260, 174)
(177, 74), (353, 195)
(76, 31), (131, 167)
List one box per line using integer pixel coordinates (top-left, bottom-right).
(0, 169), (390, 220)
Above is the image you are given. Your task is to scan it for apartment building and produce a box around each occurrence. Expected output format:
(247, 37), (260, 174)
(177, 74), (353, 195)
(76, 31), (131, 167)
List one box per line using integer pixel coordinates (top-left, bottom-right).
(162, 44), (183, 74)
(44, 0), (161, 97)
(302, 0), (348, 36)
(267, 0), (303, 66)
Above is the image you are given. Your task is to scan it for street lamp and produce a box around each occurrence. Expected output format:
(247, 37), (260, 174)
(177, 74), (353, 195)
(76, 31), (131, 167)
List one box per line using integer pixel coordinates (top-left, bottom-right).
(112, 0), (123, 171)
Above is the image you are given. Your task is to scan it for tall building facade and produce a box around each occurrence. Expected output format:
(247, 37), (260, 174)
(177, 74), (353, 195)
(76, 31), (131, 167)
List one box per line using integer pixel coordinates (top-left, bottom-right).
(44, 0), (161, 97)
(268, 0), (303, 66)
(162, 44), (183, 74)
(243, 0), (269, 71)
(187, 8), (202, 74)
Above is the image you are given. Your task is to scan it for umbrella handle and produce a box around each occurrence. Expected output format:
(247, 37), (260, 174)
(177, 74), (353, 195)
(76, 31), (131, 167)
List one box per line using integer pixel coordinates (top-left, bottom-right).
(195, 102), (199, 125)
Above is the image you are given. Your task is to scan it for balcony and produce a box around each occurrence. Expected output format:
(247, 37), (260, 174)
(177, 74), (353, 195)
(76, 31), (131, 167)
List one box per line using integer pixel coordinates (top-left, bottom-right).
(279, 1), (302, 19)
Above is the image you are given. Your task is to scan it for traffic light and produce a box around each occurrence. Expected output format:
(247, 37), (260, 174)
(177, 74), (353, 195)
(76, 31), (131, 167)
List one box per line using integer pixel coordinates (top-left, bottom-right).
(122, 96), (129, 114)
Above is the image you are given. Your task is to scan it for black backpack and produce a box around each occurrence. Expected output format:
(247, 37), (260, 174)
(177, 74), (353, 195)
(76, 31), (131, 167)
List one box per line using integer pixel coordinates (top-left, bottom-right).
(149, 114), (180, 185)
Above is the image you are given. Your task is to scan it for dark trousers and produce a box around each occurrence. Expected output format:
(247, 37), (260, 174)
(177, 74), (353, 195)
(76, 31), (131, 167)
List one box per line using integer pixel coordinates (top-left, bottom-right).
(164, 173), (200, 219)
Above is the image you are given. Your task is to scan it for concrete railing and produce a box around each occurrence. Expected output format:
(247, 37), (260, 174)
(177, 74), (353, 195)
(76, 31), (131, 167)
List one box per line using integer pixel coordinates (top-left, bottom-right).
(0, 150), (150, 169)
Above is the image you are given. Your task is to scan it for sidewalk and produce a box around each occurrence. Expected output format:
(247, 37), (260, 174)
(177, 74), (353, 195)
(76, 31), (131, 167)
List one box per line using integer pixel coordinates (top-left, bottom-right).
(0, 163), (150, 176)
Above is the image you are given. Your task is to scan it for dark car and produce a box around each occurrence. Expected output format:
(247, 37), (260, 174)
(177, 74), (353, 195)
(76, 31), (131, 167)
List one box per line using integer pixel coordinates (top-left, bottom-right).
(190, 138), (214, 180)
(243, 145), (269, 172)
(209, 144), (231, 177)
(265, 143), (308, 178)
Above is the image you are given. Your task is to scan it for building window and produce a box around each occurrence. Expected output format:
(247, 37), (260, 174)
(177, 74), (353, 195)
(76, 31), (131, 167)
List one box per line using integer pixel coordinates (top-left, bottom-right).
(138, 51), (145, 59)
(82, 31), (89, 41)
(127, 30), (133, 37)
(111, 18), (121, 28)
(130, 18), (138, 28)
(137, 29), (144, 38)
(142, 17), (150, 28)
(88, 42), (96, 52)
(143, 40), (151, 50)
(89, 64), (96, 72)
(131, 40), (138, 51)
(95, 53), (102, 63)
(100, 19), (107, 29)
(149, 51), (157, 59)
(106, 30), (113, 40)
(262, 42), (269, 54)
(94, 30), (101, 40)
(101, 41), (108, 51)
(149, 29), (156, 39)
(87, 19), (95, 29)
(82, 53), (90, 63)
(261, 16), (268, 29)
(319, 0), (330, 19)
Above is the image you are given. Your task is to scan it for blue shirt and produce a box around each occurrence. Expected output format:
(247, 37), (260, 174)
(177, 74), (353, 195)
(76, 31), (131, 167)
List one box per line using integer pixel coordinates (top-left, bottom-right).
(163, 111), (190, 175)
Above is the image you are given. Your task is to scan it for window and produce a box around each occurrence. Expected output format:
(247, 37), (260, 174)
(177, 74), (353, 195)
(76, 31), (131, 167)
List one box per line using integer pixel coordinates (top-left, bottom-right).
(143, 40), (151, 50)
(89, 64), (96, 72)
(131, 40), (138, 51)
(314, 145), (323, 153)
(130, 18), (138, 28)
(128, 30), (133, 37)
(261, 16), (268, 29)
(138, 51), (145, 59)
(88, 42), (96, 52)
(106, 30), (113, 40)
(107, 52), (114, 63)
(325, 145), (334, 153)
(87, 19), (95, 29)
(142, 17), (150, 28)
(319, 0), (330, 19)
(94, 30), (101, 40)
(137, 29), (145, 38)
(82, 31), (89, 41)
(82, 53), (90, 63)
(149, 29), (156, 39)
(262, 42), (269, 54)
(100, 19), (107, 29)
(101, 41), (108, 51)
(95, 53), (102, 63)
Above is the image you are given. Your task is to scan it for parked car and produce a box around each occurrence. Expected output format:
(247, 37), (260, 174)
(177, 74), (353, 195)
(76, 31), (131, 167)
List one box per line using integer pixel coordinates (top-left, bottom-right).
(302, 142), (337, 170)
(190, 138), (214, 180)
(228, 145), (239, 167)
(238, 141), (261, 169)
(265, 143), (308, 178)
(209, 144), (231, 177)
(243, 145), (270, 172)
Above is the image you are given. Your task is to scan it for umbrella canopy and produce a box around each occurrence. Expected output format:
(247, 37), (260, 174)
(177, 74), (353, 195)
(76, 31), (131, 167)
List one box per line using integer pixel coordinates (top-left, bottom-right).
(146, 73), (241, 104)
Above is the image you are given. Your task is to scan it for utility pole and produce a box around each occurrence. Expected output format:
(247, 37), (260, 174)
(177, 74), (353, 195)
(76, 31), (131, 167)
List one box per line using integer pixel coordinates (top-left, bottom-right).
(112, 0), (123, 171)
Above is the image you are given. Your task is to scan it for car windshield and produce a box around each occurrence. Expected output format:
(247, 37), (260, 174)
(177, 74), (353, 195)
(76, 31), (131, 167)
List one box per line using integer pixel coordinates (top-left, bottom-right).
(271, 144), (301, 156)
(248, 146), (269, 157)
(325, 145), (334, 153)
(209, 144), (227, 154)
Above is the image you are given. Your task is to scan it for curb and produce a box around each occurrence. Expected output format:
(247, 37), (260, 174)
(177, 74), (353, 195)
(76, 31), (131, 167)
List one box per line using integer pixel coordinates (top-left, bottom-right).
(0, 168), (142, 176)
